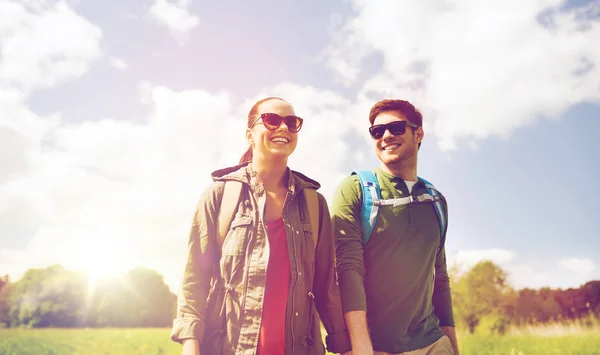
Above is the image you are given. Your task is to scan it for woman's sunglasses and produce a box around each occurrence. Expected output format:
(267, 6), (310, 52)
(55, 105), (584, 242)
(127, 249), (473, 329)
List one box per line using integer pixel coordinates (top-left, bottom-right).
(369, 120), (419, 139)
(251, 113), (304, 133)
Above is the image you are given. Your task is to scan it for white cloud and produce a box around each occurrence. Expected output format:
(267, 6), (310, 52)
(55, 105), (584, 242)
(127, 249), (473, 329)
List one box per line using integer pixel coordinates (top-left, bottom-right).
(0, 0), (102, 93)
(0, 85), (236, 290)
(506, 260), (598, 290)
(108, 57), (128, 70)
(504, 264), (557, 290)
(560, 257), (595, 273)
(448, 249), (598, 290)
(0, 79), (361, 291)
(325, 0), (600, 150)
(449, 248), (516, 274)
(148, 0), (199, 44)
(0, 0), (98, 222)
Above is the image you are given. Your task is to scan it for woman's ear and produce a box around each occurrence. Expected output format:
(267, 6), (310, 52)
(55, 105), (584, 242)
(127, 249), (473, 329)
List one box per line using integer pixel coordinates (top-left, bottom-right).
(246, 128), (254, 146)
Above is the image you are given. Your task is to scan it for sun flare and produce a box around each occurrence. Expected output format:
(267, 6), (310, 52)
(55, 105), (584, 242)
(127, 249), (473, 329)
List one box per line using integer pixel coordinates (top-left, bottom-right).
(69, 240), (131, 293)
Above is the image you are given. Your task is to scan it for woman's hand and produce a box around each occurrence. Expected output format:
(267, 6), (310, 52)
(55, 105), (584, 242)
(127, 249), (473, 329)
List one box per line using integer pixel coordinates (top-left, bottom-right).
(181, 339), (200, 355)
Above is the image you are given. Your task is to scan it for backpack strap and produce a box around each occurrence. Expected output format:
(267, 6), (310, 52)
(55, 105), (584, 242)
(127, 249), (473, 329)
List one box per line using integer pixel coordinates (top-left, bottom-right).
(303, 188), (320, 252)
(216, 181), (243, 247)
(418, 177), (447, 253)
(352, 170), (381, 244)
(352, 171), (448, 252)
(216, 181), (321, 253)
(375, 193), (439, 207)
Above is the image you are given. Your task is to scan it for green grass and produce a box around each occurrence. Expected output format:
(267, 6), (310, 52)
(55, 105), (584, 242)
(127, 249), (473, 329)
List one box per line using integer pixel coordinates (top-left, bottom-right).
(0, 328), (181, 355)
(0, 328), (599, 354)
(458, 334), (600, 355)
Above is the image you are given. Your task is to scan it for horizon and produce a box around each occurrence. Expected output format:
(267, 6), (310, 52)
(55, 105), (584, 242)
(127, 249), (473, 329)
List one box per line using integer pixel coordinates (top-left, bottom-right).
(4, 260), (599, 296)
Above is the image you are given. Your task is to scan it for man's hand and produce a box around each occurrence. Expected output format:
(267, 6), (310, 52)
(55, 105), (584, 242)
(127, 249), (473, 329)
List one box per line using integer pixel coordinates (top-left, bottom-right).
(440, 326), (459, 355)
(344, 310), (374, 355)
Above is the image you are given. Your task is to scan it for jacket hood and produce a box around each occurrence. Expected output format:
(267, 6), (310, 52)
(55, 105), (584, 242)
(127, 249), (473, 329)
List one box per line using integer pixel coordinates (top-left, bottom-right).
(211, 162), (321, 195)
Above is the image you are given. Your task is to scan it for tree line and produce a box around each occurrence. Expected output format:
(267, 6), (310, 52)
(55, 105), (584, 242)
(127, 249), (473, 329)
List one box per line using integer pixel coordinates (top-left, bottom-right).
(450, 261), (600, 334)
(0, 261), (598, 333)
(0, 265), (176, 328)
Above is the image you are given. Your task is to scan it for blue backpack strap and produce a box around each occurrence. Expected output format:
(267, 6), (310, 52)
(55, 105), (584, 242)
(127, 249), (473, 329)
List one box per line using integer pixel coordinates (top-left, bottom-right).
(418, 177), (447, 253)
(352, 170), (380, 244)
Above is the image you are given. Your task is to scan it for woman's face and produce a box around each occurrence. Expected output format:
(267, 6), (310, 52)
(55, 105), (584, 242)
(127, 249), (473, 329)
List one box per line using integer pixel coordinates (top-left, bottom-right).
(247, 99), (299, 162)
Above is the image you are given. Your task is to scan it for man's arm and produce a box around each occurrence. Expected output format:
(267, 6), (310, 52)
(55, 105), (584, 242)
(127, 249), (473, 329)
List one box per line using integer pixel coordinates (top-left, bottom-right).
(344, 310), (373, 354)
(311, 193), (352, 354)
(432, 245), (459, 355)
(331, 176), (374, 354)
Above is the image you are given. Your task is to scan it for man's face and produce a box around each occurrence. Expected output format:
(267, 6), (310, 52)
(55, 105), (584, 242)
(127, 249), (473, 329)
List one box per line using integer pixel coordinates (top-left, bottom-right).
(372, 110), (423, 167)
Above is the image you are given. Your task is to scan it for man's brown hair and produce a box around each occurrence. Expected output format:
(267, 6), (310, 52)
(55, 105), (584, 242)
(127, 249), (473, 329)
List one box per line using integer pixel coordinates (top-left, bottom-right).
(368, 99), (423, 127)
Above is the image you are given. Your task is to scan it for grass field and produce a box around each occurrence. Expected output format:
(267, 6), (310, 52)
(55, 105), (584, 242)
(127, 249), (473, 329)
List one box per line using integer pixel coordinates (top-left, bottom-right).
(0, 327), (599, 354)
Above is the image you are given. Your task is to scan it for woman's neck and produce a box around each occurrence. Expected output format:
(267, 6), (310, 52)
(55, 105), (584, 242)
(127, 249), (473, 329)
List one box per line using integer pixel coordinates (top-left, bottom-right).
(252, 155), (288, 190)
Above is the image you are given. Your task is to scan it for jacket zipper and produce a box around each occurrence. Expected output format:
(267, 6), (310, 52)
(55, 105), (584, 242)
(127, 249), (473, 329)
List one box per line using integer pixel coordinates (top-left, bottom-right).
(287, 192), (300, 355)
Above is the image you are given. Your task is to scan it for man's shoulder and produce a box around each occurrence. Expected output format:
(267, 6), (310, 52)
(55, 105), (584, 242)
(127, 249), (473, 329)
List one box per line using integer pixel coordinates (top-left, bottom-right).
(336, 173), (361, 190)
(331, 173), (364, 205)
(418, 177), (447, 199)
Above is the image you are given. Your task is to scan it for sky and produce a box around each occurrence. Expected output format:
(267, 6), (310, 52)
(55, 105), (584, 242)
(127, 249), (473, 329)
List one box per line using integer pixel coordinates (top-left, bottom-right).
(1, 0), (599, 293)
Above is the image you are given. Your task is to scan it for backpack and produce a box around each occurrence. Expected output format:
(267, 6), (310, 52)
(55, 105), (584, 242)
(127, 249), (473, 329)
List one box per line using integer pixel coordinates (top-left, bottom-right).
(352, 170), (447, 253)
(215, 181), (320, 250)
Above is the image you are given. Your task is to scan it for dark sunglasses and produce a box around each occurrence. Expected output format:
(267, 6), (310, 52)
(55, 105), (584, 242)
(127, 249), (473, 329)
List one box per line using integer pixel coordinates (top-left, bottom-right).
(251, 113), (304, 133)
(369, 120), (419, 139)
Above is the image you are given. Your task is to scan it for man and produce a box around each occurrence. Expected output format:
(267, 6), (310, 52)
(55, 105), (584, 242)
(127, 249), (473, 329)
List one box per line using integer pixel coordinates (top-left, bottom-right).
(332, 99), (459, 355)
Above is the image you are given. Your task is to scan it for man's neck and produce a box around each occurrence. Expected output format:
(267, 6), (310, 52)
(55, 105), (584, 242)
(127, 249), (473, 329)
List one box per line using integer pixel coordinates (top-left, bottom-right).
(252, 155), (288, 190)
(380, 157), (418, 181)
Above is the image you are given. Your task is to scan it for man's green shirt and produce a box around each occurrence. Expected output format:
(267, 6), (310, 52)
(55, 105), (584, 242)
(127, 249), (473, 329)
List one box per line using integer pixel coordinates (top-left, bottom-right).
(332, 167), (455, 353)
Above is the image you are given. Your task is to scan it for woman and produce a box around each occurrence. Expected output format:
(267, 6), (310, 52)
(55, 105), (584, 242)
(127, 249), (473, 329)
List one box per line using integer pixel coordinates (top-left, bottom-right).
(170, 97), (352, 355)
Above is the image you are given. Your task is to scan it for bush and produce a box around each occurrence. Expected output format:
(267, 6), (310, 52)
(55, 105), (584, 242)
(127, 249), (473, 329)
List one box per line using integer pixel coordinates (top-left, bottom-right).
(476, 313), (511, 336)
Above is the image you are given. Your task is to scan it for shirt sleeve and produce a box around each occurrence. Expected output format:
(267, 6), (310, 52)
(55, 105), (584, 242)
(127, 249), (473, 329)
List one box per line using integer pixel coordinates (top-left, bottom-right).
(170, 182), (222, 343)
(331, 175), (368, 314)
(432, 196), (456, 327)
(312, 192), (352, 354)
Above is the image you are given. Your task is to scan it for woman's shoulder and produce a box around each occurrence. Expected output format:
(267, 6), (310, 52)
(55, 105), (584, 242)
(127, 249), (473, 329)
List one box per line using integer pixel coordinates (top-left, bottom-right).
(290, 169), (321, 191)
(194, 181), (226, 209)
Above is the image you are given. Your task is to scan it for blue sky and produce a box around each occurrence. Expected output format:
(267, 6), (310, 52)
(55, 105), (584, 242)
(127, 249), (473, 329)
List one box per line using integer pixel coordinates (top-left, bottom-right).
(1, 0), (599, 292)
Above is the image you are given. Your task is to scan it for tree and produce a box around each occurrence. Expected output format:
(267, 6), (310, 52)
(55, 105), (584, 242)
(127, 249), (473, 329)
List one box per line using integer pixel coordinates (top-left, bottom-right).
(513, 287), (562, 324)
(90, 267), (176, 327)
(9, 265), (88, 327)
(582, 281), (600, 317)
(452, 260), (513, 334)
(0, 275), (13, 327)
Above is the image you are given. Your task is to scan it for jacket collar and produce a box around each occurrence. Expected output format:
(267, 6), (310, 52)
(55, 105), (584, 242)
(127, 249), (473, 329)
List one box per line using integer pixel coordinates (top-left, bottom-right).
(211, 162), (321, 196)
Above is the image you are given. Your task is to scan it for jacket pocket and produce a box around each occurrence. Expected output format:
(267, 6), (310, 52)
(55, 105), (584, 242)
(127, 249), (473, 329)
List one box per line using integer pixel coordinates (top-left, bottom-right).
(222, 215), (253, 256)
(202, 279), (227, 354)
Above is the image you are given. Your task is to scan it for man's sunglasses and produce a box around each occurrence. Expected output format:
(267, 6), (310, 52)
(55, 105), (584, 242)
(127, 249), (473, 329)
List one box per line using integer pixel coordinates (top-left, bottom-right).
(369, 120), (419, 139)
(251, 113), (304, 133)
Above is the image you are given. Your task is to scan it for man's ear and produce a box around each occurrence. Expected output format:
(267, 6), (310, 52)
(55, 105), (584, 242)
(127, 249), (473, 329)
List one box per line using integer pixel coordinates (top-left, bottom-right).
(415, 126), (424, 144)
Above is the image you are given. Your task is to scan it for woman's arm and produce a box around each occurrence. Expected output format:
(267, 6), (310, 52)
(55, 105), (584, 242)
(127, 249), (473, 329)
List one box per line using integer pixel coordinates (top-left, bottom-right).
(171, 182), (223, 353)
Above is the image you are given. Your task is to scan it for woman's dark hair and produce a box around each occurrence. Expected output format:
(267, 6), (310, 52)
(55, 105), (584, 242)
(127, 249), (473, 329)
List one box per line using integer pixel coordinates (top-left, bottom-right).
(239, 97), (289, 164)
